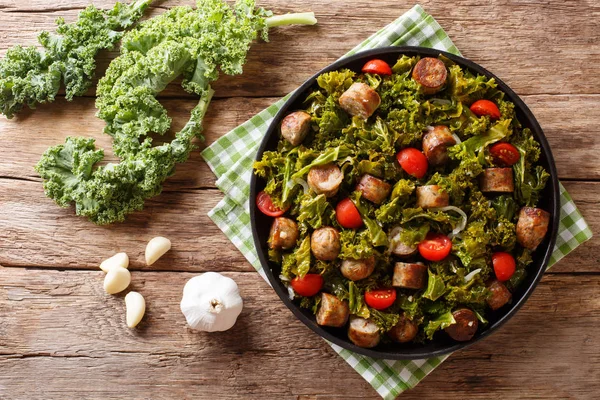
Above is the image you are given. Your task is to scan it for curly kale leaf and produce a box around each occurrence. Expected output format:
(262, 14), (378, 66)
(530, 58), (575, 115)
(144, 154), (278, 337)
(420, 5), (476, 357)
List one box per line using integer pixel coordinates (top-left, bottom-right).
(511, 129), (550, 207)
(37, 1), (317, 224)
(316, 69), (355, 100)
(0, 0), (153, 119)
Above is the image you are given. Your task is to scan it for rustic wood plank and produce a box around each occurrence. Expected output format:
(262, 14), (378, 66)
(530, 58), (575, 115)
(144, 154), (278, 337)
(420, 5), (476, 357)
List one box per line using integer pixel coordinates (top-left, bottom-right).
(0, 178), (597, 273)
(0, 269), (598, 399)
(0, 181), (256, 271)
(1, 95), (599, 185)
(0, 1), (598, 398)
(0, 0), (599, 98)
(0, 96), (278, 188)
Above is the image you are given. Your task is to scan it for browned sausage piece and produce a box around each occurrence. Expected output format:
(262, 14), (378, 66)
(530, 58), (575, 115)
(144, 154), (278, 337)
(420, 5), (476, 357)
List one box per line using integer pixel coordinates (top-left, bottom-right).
(340, 256), (376, 281)
(393, 262), (428, 289)
(356, 174), (392, 204)
(480, 168), (514, 193)
(348, 317), (381, 348)
(416, 185), (449, 209)
(389, 227), (417, 257)
(307, 163), (343, 198)
(338, 82), (381, 120)
(280, 111), (311, 146)
(316, 293), (350, 328)
(516, 207), (550, 250)
(444, 308), (479, 342)
(412, 57), (448, 94)
(311, 227), (341, 261)
(388, 314), (418, 343)
(269, 217), (299, 250)
(422, 125), (457, 166)
(487, 280), (512, 311)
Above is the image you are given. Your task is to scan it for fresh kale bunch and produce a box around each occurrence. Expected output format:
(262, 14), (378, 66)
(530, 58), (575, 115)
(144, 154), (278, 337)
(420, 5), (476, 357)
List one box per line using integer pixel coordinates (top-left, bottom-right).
(0, 0), (153, 118)
(35, 0), (316, 224)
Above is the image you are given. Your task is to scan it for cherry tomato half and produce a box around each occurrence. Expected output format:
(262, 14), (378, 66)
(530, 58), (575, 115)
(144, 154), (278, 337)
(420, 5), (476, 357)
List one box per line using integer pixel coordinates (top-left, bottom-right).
(336, 198), (364, 229)
(291, 274), (324, 297)
(396, 148), (429, 179)
(362, 59), (392, 76)
(490, 142), (520, 166)
(365, 288), (397, 310)
(492, 252), (516, 282)
(418, 233), (452, 261)
(470, 99), (501, 120)
(256, 191), (288, 217)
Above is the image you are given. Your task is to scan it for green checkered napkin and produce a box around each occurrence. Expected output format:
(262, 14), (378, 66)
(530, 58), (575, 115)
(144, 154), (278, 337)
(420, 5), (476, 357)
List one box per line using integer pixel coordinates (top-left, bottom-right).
(201, 4), (592, 398)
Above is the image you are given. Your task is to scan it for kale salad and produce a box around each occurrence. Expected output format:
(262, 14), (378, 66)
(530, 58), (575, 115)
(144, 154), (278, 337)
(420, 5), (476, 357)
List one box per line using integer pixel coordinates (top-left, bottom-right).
(253, 54), (551, 347)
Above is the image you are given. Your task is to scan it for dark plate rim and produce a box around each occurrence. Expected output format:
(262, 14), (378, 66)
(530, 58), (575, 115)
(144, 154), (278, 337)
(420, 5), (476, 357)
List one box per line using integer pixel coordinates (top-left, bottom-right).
(249, 46), (560, 360)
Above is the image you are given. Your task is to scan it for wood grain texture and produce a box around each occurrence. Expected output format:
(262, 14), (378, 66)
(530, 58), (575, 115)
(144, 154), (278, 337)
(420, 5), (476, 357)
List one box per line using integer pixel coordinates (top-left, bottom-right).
(0, 0), (598, 399)
(0, 178), (597, 273)
(0, 269), (598, 399)
(0, 0), (599, 98)
(1, 95), (600, 184)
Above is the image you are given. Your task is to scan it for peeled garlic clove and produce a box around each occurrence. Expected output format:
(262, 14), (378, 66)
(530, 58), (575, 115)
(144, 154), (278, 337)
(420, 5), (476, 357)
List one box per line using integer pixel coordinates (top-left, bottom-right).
(100, 252), (129, 273)
(145, 236), (171, 265)
(104, 266), (131, 294)
(125, 291), (146, 328)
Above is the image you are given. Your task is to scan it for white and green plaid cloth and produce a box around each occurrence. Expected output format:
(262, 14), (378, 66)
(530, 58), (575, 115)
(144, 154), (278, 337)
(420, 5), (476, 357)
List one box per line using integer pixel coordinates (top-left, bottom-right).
(201, 4), (593, 398)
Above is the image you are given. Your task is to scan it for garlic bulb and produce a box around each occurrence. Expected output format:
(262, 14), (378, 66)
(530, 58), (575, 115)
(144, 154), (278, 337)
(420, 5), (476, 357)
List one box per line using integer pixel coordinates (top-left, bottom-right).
(180, 272), (243, 332)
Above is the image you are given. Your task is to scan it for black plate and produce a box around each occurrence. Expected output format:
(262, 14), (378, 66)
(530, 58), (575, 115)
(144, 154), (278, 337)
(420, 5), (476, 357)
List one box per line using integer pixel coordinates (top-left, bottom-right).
(249, 46), (560, 360)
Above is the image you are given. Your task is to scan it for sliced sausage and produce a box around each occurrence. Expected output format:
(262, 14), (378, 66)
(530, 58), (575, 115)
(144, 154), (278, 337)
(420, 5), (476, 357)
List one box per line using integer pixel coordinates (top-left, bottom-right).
(338, 82), (381, 120)
(416, 185), (449, 209)
(516, 207), (550, 250)
(487, 280), (512, 311)
(422, 125), (456, 166)
(348, 317), (381, 348)
(316, 293), (350, 328)
(388, 314), (418, 343)
(340, 256), (376, 281)
(280, 111), (311, 146)
(269, 217), (299, 250)
(444, 308), (479, 342)
(412, 57), (448, 94)
(311, 227), (341, 261)
(356, 174), (392, 204)
(307, 163), (343, 198)
(480, 168), (514, 193)
(389, 227), (417, 257)
(392, 262), (427, 289)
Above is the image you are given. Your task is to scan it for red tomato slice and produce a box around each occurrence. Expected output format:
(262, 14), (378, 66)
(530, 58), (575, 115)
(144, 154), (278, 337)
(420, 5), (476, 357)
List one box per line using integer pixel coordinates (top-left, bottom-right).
(418, 233), (452, 262)
(492, 252), (516, 282)
(336, 198), (363, 229)
(291, 274), (324, 297)
(396, 148), (429, 179)
(490, 142), (520, 166)
(365, 288), (397, 310)
(362, 59), (393, 76)
(256, 191), (288, 217)
(470, 99), (501, 119)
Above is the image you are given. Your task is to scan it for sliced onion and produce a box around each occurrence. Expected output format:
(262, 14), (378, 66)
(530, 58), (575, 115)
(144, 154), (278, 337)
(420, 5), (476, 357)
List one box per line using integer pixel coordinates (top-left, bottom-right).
(287, 285), (295, 300)
(431, 206), (468, 238)
(464, 268), (482, 283)
(279, 274), (290, 282)
(293, 177), (309, 194)
(286, 177), (309, 195)
(387, 226), (402, 253)
(451, 134), (462, 144)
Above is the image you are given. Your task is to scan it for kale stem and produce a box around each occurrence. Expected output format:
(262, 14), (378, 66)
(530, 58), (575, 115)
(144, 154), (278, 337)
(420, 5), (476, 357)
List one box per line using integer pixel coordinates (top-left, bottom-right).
(266, 12), (317, 28)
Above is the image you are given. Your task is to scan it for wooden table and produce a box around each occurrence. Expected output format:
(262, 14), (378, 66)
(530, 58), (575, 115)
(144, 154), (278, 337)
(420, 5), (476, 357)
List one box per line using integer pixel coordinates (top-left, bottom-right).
(1, 1), (598, 398)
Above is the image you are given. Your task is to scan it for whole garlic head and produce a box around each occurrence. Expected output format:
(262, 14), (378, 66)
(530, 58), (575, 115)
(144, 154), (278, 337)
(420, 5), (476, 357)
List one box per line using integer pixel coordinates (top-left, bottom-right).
(180, 272), (243, 332)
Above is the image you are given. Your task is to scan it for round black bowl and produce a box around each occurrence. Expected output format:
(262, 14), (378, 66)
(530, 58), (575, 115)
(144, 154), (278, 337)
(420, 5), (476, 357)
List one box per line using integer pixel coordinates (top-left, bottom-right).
(249, 46), (559, 360)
